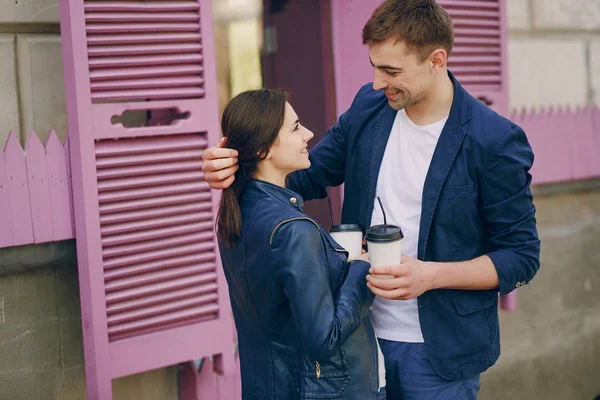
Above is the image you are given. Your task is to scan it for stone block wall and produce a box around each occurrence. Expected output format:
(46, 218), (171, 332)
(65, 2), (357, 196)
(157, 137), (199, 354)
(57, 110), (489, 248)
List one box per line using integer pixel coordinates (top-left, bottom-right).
(507, 0), (600, 110)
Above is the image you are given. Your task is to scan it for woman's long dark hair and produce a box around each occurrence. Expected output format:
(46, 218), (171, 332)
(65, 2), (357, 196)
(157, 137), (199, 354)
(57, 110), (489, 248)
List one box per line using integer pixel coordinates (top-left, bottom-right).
(217, 89), (288, 248)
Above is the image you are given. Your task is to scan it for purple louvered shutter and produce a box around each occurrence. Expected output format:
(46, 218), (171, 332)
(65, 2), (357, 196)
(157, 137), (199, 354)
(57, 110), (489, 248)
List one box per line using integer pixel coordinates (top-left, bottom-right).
(59, 1), (236, 399)
(439, 0), (509, 114)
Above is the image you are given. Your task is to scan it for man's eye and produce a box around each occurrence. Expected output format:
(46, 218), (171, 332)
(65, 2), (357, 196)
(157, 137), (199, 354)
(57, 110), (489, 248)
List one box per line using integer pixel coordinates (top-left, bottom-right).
(388, 71), (399, 77)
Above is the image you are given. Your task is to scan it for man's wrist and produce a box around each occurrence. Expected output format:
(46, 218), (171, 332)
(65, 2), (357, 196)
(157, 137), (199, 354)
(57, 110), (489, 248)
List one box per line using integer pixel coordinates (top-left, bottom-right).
(424, 261), (443, 291)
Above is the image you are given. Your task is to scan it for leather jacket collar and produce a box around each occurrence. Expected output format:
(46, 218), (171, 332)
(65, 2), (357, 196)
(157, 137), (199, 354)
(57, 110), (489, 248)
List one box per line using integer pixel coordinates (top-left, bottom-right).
(244, 179), (305, 213)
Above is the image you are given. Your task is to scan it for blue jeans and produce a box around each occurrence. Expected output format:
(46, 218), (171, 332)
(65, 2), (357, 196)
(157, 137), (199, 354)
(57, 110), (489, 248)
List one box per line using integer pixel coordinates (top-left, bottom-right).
(379, 339), (481, 400)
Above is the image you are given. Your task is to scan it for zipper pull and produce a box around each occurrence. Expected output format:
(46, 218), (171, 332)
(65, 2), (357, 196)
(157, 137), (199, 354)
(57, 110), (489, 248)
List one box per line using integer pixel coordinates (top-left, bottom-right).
(315, 361), (321, 379)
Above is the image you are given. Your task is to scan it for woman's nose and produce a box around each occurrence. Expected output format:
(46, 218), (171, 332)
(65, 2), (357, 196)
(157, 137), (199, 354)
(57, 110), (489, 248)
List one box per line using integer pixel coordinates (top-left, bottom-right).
(305, 129), (314, 141)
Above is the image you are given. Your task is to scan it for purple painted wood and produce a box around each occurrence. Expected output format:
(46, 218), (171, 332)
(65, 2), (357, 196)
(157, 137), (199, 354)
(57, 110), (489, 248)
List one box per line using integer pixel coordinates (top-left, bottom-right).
(180, 360), (218, 400)
(509, 107), (600, 185)
(330, 0), (374, 118)
(60, 0), (238, 398)
(4, 132), (34, 246)
(64, 137), (76, 237)
(25, 131), (55, 243)
(0, 147), (14, 247)
(500, 291), (517, 311)
(46, 130), (74, 240)
(60, 0), (114, 397)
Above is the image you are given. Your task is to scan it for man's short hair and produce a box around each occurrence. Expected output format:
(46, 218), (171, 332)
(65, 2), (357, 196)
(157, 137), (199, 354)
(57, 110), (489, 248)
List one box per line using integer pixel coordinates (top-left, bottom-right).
(362, 0), (454, 62)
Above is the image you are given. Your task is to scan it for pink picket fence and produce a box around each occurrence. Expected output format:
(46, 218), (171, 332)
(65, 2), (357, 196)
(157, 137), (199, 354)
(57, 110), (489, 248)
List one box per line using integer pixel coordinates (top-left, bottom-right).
(511, 106), (600, 185)
(0, 130), (74, 249)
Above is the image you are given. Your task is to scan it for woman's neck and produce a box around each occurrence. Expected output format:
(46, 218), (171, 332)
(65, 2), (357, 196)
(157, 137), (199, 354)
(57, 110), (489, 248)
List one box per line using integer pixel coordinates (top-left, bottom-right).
(254, 165), (287, 188)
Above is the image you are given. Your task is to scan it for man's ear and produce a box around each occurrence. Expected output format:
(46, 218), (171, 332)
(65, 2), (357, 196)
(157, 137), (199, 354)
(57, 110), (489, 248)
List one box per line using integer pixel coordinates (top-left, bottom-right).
(429, 48), (448, 72)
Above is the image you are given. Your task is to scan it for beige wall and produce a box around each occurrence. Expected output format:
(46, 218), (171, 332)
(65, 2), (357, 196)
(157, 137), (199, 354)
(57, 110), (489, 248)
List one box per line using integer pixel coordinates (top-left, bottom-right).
(0, 3), (67, 146)
(507, 0), (600, 110)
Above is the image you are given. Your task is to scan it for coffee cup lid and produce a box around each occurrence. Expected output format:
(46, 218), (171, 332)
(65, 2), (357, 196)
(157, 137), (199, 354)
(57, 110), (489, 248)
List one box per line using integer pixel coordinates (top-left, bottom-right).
(365, 224), (403, 243)
(330, 224), (362, 233)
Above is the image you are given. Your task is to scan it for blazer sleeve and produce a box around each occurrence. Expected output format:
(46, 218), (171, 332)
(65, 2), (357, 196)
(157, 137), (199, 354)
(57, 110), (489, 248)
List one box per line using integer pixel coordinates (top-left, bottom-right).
(480, 125), (541, 296)
(269, 219), (375, 360)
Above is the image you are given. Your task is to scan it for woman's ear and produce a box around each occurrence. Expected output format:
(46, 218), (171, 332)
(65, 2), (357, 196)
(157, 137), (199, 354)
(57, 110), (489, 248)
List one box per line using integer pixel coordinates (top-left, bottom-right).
(257, 150), (272, 160)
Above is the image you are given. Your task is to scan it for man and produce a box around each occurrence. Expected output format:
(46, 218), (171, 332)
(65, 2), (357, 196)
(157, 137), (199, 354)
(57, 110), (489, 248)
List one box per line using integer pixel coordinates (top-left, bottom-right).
(202, 1), (540, 398)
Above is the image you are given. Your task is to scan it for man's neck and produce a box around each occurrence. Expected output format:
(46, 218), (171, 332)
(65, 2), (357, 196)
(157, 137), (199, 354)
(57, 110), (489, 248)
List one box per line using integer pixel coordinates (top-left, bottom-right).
(405, 72), (454, 126)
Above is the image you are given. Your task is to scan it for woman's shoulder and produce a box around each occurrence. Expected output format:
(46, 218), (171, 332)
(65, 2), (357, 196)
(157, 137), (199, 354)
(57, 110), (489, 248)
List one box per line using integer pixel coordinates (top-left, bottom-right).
(242, 196), (320, 243)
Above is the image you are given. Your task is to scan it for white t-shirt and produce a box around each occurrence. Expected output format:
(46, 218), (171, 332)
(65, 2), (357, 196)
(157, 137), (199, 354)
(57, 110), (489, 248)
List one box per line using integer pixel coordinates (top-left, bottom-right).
(369, 108), (448, 343)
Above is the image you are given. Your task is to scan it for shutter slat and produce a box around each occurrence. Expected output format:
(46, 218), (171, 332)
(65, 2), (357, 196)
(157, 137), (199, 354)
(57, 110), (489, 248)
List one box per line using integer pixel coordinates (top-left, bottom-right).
(107, 293), (219, 325)
(103, 222), (214, 250)
(452, 46), (500, 55)
(438, 0), (498, 9)
(448, 65), (501, 74)
(96, 149), (203, 168)
(106, 273), (217, 304)
(96, 134), (205, 156)
(97, 181), (209, 203)
(91, 76), (204, 90)
(445, 9), (499, 18)
(91, 87), (205, 101)
(104, 252), (215, 281)
(103, 241), (214, 270)
(88, 43), (202, 57)
(84, 1), (200, 12)
(87, 33), (202, 45)
(102, 230), (209, 258)
(450, 56), (501, 64)
(101, 211), (212, 236)
(90, 65), (204, 81)
(105, 263), (216, 292)
(454, 27), (499, 37)
(106, 283), (217, 314)
(98, 170), (204, 192)
(99, 192), (211, 215)
(97, 161), (204, 180)
(452, 18), (500, 28)
(86, 22), (201, 33)
(102, 221), (213, 249)
(100, 202), (210, 225)
(88, 53), (203, 68)
(86, 12), (200, 23)
(107, 303), (219, 336)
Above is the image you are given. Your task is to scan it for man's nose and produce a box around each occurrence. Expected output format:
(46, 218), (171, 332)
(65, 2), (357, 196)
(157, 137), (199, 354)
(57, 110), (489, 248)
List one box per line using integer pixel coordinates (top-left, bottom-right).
(372, 69), (387, 91)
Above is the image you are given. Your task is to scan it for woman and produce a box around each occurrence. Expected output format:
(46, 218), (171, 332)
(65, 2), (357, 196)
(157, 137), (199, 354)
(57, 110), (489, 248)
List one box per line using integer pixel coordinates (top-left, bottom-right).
(217, 89), (385, 400)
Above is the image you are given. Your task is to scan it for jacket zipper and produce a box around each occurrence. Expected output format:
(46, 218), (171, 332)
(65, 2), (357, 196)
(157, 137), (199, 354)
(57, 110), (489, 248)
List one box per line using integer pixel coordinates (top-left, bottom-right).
(315, 361), (321, 379)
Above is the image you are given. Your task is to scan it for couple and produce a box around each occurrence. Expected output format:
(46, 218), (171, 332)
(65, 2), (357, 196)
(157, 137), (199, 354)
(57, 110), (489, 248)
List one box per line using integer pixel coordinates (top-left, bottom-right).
(208, 1), (541, 399)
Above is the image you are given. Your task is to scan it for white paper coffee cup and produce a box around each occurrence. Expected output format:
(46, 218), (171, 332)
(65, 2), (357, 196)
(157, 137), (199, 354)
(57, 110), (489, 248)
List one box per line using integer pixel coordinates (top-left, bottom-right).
(329, 224), (363, 260)
(365, 224), (403, 279)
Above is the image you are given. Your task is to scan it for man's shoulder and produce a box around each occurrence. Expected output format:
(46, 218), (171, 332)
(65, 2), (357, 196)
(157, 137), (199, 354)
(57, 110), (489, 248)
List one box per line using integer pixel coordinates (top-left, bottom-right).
(354, 82), (385, 103)
(463, 93), (521, 151)
(349, 83), (388, 111)
(340, 83), (390, 127)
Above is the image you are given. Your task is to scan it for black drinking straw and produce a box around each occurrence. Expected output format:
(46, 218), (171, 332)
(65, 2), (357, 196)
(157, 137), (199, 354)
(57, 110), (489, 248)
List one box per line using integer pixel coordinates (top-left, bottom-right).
(377, 196), (387, 225)
(327, 197), (335, 226)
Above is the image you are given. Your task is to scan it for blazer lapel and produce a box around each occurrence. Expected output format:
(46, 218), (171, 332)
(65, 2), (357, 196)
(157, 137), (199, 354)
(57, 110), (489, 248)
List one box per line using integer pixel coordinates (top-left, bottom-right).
(363, 106), (397, 229)
(418, 71), (471, 260)
(418, 124), (467, 259)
